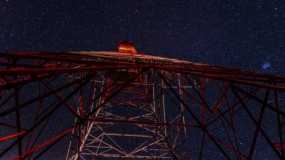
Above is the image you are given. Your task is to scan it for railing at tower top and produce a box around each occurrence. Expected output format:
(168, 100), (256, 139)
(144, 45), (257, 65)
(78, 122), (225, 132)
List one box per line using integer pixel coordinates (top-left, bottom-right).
(1, 49), (285, 91)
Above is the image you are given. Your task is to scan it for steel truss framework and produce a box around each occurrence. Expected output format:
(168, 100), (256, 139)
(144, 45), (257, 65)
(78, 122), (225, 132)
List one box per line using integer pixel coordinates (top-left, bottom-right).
(0, 50), (284, 159)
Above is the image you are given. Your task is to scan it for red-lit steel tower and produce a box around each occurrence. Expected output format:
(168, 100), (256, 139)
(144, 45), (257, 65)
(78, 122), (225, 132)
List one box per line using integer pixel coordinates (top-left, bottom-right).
(0, 42), (284, 159)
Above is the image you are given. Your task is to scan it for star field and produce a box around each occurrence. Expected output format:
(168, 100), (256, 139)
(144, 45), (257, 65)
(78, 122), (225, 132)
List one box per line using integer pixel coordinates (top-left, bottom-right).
(0, 0), (284, 75)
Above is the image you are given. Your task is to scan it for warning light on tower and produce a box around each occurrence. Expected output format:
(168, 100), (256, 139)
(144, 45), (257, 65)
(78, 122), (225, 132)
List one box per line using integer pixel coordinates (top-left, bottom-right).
(118, 41), (138, 54)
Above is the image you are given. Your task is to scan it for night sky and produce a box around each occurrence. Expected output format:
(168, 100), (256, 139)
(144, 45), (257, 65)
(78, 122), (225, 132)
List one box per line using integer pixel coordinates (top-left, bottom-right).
(1, 0), (284, 74)
(1, 0), (285, 159)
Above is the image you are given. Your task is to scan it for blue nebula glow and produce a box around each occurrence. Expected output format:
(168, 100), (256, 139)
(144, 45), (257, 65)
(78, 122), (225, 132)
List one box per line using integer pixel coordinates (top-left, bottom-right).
(261, 62), (271, 70)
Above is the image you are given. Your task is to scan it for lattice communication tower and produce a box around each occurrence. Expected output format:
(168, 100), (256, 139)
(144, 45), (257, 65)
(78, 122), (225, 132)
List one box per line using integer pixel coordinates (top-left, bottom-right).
(0, 42), (284, 159)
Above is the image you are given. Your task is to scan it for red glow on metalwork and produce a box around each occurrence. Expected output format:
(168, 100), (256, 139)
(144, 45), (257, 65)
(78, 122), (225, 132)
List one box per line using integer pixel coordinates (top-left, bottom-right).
(274, 143), (285, 151)
(13, 128), (73, 160)
(0, 131), (26, 143)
